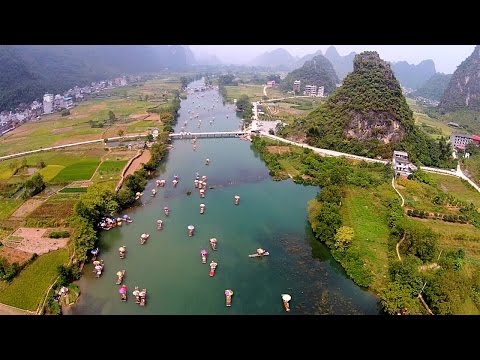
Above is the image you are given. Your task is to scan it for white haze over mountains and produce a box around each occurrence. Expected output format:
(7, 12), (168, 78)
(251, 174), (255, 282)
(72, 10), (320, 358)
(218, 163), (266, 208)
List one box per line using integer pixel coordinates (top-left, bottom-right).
(189, 45), (476, 74)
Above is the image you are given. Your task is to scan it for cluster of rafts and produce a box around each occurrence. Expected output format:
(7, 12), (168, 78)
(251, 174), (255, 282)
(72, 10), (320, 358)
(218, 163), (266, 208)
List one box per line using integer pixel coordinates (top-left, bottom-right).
(88, 90), (292, 311)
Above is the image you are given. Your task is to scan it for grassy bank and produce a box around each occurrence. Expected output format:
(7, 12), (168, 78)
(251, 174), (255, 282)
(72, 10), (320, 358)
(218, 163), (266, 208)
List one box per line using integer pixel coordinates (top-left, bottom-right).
(0, 248), (69, 311)
(252, 135), (480, 314)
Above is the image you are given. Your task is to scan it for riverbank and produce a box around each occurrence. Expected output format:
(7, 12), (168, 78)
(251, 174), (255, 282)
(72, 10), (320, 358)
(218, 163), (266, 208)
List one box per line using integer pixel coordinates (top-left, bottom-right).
(251, 135), (480, 314)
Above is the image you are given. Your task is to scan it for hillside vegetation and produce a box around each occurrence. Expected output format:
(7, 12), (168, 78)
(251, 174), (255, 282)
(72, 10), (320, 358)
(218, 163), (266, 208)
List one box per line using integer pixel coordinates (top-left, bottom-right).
(282, 51), (454, 168)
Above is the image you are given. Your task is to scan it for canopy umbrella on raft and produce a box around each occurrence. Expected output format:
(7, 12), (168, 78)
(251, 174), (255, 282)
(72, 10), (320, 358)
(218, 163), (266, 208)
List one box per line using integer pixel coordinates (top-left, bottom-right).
(210, 238), (217, 243)
(200, 204), (205, 208)
(225, 289), (233, 296)
(281, 294), (291, 302)
(188, 225), (195, 230)
(157, 220), (163, 224)
(119, 286), (127, 294)
(119, 246), (126, 252)
(90, 248), (99, 255)
(234, 195), (240, 199)
(132, 289), (140, 296)
(123, 215), (129, 219)
(141, 233), (149, 239)
(201, 249), (208, 255)
(164, 207), (169, 210)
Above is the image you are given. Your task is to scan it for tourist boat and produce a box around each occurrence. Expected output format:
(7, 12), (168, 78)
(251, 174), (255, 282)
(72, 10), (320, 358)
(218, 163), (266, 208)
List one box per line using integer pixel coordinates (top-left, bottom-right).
(225, 289), (233, 307)
(157, 179), (166, 187)
(122, 215), (133, 223)
(164, 207), (169, 216)
(209, 238), (217, 251)
(139, 289), (147, 306)
(188, 225), (195, 237)
(156, 219), (163, 230)
(249, 248), (269, 258)
(201, 249), (208, 264)
(116, 270), (125, 285)
(200, 204), (205, 214)
(90, 247), (99, 261)
(194, 179), (199, 188)
(140, 233), (149, 245)
(133, 287), (141, 304)
(234, 195), (240, 205)
(201, 175), (207, 181)
(281, 294), (291, 312)
(119, 285), (127, 302)
(209, 261), (218, 277)
(205, 158), (210, 165)
(119, 246), (126, 259)
(172, 179), (178, 187)
(151, 189), (156, 197)
(135, 192), (143, 200)
(93, 260), (104, 278)
(199, 189), (205, 198)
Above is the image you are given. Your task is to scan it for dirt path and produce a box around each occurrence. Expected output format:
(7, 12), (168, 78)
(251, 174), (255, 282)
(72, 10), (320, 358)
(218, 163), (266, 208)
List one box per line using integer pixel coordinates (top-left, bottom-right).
(392, 177), (406, 261)
(0, 303), (32, 315)
(124, 150), (151, 177)
(9, 199), (44, 219)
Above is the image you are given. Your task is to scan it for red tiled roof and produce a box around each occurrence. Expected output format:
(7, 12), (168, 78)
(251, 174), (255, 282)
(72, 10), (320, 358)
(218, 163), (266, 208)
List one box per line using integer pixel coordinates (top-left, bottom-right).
(472, 135), (480, 142)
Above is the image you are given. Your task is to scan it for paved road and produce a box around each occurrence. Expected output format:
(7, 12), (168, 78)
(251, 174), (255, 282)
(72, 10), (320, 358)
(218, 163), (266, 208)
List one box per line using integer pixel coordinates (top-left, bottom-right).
(263, 86), (268, 97)
(259, 132), (480, 194)
(260, 132), (388, 164)
(0, 134), (147, 162)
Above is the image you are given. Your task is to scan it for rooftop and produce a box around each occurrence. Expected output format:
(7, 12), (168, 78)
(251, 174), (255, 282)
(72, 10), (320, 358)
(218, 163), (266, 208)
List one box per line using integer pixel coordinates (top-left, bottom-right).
(393, 150), (408, 157)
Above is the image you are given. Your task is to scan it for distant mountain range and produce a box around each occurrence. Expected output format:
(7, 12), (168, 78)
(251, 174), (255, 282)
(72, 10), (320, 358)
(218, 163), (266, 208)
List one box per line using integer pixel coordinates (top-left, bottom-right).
(248, 48), (296, 69)
(440, 45), (480, 112)
(324, 46), (356, 81)
(0, 45), (194, 111)
(413, 73), (452, 101)
(390, 59), (436, 90)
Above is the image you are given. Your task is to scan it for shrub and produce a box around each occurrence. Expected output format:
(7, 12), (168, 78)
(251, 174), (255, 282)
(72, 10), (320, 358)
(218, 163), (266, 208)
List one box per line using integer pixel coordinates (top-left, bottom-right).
(48, 230), (70, 239)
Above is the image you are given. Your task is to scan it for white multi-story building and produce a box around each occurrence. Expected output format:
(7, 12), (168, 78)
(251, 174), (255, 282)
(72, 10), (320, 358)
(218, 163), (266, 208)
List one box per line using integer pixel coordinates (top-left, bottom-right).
(317, 86), (325, 97)
(392, 150), (417, 177)
(54, 94), (65, 110)
(43, 94), (54, 114)
(304, 85), (317, 96)
(64, 97), (74, 109)
(293, 80), (301, 93)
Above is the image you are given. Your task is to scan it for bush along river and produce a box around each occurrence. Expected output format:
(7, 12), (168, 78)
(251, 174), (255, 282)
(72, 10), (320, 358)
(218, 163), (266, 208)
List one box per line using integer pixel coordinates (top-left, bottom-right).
(68, 79), (380, 314)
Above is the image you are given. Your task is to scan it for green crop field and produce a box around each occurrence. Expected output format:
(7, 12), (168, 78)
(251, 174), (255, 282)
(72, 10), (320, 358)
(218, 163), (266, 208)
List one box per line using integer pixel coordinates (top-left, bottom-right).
(59, 187), (88, 193)
(97, 160), (128, 174)
(38, 165), (65, 182)
(0, 249), (69, 311)
(0, 199), (23, 220)
(428, 173), (480, 208)
(340, 185), (394, 290)
(51, 160), (100, 183)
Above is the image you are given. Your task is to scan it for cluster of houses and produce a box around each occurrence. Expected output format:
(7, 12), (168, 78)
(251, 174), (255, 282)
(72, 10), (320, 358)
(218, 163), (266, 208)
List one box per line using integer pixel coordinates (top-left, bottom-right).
(0, 75), (141, 136)
(292, 80), (325, 97)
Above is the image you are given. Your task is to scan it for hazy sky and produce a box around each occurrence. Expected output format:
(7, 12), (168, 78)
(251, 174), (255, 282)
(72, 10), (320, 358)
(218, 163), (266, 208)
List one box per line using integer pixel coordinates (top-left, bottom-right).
(189, 45), (476, 74)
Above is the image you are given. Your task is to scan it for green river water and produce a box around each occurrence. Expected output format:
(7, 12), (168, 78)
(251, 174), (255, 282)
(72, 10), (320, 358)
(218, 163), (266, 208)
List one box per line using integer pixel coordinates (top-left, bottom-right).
(68, 80), (380, 315)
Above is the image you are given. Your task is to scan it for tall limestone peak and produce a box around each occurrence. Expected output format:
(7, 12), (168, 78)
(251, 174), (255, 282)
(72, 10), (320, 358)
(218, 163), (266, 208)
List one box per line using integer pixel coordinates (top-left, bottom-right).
(305, 51), (415, 158)
(439, 45), (480, 111)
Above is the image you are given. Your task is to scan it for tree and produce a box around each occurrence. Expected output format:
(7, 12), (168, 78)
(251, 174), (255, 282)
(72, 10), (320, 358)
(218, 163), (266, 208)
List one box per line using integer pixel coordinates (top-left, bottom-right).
(22, 173), (45, 199)
(146, 134), (154, 142)
(380, 282), (418, 315)
(117, 129), (125, 137)
(236, 95), (252, 112)
(334, 226), (354, 250)
(109, 111), (116, 122)
(61, 109), (70, 116)
(144, 95), (149, 102)
(36, 159), (46, 168)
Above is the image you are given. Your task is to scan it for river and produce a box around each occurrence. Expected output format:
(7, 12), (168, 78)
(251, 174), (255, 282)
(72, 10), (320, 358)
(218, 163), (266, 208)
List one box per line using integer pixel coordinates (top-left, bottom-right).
(68, 79), (380, 315)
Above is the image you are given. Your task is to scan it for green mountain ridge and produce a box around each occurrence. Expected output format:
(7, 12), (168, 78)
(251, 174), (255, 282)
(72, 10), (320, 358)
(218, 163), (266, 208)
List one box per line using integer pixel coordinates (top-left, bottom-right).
(413, 73), (452, 101)
(440, 45), (480, 112)
(280, 55), (339, 94)
(0, 45), (192, 111)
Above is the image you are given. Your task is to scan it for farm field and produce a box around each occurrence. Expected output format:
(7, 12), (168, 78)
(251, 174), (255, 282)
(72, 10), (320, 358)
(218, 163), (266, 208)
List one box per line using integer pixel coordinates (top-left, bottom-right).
(0, 77), (179, 157)
(0, 249), (69, 311)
